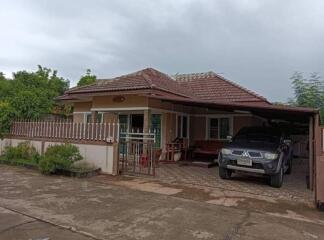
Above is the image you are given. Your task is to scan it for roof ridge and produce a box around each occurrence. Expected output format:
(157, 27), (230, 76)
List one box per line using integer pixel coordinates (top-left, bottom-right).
(141, 68), (156, 88)
(143, 68), (195, 98)
(172, 71), (214, 82)
(96, 68), (154, 88)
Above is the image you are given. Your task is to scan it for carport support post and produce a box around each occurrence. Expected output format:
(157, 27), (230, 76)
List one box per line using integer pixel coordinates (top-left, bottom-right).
(309, 116), (314, 190)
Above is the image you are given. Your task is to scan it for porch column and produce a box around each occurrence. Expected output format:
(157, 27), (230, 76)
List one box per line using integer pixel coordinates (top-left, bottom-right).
(143, 109), (151, 133)
(91, 111), (98, 123)
(143, 109), (151, 155)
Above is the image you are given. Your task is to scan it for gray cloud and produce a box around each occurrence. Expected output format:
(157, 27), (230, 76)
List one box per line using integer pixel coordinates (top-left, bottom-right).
(0, 0), (323, 101)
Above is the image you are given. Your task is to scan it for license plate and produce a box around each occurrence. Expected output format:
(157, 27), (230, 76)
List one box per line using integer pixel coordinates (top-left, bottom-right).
(237, 158), (252, 166)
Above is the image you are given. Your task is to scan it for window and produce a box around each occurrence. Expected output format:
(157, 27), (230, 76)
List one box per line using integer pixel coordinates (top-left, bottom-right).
(177, 115), (189, 138)
(207, 117), (231, 140)
(219, 118), (230, 139)
(119, 114), (129, 132)
(151, 114), (162, 148)
(85, 113), (91, 123)
(84, 112), (103, 123)
(97, 113), (103, 123)
(209, 118), (219, 139)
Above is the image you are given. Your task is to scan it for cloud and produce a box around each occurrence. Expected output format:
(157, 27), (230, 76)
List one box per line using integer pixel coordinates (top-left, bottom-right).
(0, 0), (323, 101)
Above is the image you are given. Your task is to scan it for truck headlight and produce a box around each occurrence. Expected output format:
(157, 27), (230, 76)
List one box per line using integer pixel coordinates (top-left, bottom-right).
(221, 148), (232, 155)
(264, 152), (278, 160)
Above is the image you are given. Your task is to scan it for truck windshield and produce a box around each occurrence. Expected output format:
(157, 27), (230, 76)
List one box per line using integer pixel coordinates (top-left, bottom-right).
(234, 128), (281, 144)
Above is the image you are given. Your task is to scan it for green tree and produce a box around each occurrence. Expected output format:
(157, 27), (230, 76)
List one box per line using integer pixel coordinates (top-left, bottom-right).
(77, 69), (96, 87)
(290, 72), (324, 123)
(0, 72), (13, 101)
(10, 66), (69, 118)
(10, 89), (53, 119)
(0, 66), (70, 137)
(0, 101), (15, 138)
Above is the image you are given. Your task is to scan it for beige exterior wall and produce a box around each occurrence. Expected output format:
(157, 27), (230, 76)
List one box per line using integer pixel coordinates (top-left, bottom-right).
(164, 112), (177, 144)
(104, 113), (118, 123)
(93, 95), (148, 109)
(74, 102), (92, 112)
(70, 96), (266, 150)
(148, 98), (192, 114)
(190, 116), (206, 145)
(73, 113), (84, 123)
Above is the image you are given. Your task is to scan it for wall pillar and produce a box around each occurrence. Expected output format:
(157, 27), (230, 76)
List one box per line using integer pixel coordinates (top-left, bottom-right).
(91, 111), (98, 123)
(112, 142), (119, 176)
(143, 109), (151, 133)
(143, 109), (151, 154)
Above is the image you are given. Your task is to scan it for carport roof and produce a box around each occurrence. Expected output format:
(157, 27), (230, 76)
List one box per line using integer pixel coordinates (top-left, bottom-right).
(143, 94), (318, 122)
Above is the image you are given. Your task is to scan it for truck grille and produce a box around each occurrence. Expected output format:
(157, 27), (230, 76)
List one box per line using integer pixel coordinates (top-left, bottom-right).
(248, 151), (262, 158)
(231, 150), (262, 158)
(232, 150), (244, 156)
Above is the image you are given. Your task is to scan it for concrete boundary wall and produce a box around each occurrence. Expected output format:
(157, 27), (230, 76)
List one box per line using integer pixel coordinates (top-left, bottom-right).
(0, 138), (117, 175)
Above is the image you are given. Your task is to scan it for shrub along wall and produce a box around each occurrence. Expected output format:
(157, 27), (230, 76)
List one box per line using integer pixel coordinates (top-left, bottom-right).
(0, 138), (117, 175)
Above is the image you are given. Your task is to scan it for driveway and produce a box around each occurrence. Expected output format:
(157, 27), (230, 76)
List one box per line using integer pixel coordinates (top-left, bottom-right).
(154, 158), (312, 204)
(0, 165), (324, 240)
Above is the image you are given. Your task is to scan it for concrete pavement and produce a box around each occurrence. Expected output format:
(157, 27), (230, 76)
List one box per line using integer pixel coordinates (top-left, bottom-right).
(0, 165), (323, 240)
(0, 206), (93, 240)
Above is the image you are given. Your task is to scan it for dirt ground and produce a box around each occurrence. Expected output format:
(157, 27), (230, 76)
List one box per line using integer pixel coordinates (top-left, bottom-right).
(1, 165), (324, 240)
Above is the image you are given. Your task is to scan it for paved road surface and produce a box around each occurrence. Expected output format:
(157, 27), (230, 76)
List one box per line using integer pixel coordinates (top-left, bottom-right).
(0, 165), (323, 240)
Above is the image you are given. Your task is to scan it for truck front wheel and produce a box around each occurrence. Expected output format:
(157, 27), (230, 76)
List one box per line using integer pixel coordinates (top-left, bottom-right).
(270, 166), (283, 188)
(219, 167), (232, 179)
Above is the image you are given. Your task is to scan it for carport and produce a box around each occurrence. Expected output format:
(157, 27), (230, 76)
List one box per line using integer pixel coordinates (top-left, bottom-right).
(147, 95), (322, 209)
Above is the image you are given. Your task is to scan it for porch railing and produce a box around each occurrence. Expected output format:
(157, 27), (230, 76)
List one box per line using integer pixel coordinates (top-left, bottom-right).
(9, 121), (120, 143)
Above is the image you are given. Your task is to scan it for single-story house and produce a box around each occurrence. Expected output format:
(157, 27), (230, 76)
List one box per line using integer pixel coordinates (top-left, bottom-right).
(58, 68), (313, 149)
(52, 67), (324, 209)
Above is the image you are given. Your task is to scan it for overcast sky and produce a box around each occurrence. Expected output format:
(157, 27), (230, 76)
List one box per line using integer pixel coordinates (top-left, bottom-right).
(0, 0), (323, 102)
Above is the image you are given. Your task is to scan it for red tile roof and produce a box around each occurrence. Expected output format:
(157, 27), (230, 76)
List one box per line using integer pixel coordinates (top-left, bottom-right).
(66, 68), (195, 99)
(174, 72), (269, 103)
(62, 67), (271, 105)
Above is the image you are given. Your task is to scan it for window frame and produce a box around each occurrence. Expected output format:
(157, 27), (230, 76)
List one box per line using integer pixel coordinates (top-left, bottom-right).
(151, 113), (162, 149)
(84, 112), (104, 123)
(176, 114), (190, 139)
(206, 116), (233, 140)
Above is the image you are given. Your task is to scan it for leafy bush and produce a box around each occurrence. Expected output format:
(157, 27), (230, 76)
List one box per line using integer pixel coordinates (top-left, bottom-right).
(3, 141), (39, 163)
(39, 143), (82, 174)
(0, 101), (15, 139)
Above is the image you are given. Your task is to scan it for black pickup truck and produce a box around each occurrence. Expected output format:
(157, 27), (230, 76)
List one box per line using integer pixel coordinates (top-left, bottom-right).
(218, 127), (293, 188)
